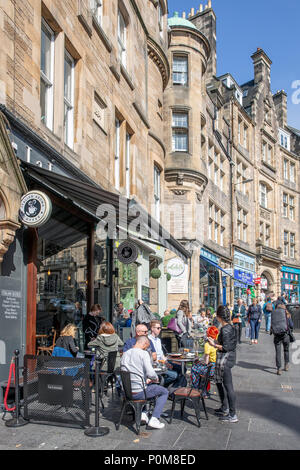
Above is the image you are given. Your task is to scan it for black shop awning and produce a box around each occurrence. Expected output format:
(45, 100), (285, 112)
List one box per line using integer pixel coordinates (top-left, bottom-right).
(21, 161), (191, 263)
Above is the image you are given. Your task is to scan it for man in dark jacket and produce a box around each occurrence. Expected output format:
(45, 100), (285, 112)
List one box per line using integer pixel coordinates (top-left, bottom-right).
(271, 303), (293, 375)
(247, 299), (262, 344)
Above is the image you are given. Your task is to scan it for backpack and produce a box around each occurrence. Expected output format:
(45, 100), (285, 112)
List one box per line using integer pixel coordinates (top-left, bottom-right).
(271, 307), (288, 335)
(266, 303), (273, 312)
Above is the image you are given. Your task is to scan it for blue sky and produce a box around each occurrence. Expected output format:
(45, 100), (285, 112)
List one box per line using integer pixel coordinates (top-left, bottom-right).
(168, 0), (300, 129)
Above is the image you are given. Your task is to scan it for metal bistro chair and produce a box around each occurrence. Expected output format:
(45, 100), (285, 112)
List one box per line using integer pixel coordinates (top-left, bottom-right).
(116, 370), (156, 435)
(98, 351), (118, 409)
(169, 363), (213, 428)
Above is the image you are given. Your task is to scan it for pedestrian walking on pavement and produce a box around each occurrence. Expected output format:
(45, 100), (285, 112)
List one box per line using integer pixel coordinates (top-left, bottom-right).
(263, 297), (274, 333)
(232, 298), (247, 344)
(270, 302), (294, 375)
(247, 298), (262, 344)
(176, 300), (193, 349)
(207, 305), (238, 423)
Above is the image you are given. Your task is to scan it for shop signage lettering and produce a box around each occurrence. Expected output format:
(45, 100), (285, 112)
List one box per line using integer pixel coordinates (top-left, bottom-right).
(234, 270), (254, 285)
(200, 249), (219, 264)
(166, 257), (185, 277)
(19, 191), (52, 227)
(0, 289), (21, 320)
(117, 241), (138, 264)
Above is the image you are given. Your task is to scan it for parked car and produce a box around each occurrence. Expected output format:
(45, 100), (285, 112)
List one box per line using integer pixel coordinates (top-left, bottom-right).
(47, 298), (75, 314)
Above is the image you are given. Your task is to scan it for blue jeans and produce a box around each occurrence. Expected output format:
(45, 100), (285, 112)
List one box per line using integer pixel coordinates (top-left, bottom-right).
(162, 368), (178, 387)
(264, 313), (271, 332)
(133, 384), (169, 419)
(250, 319), (261, 340)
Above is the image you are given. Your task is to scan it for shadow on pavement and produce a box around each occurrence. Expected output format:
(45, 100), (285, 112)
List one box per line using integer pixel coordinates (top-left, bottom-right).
(237, 390), (300, 436)
(236, 361), (277, 375)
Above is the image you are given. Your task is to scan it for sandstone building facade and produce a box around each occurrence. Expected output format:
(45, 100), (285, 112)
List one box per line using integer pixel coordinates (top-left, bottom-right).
(0, 0), (299, 377)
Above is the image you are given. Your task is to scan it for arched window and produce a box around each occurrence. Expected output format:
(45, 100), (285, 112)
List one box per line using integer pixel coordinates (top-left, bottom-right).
(0, 196), (6, 220)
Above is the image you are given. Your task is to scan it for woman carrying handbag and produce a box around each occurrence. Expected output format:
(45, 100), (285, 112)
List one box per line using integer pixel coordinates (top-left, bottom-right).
(175, 300), (193, 349)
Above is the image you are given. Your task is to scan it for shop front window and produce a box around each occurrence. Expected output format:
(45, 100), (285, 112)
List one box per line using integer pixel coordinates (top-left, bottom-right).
(36, 203), (89, 351)
(117, 260), (137, 312)
(200, 258), (220, 311)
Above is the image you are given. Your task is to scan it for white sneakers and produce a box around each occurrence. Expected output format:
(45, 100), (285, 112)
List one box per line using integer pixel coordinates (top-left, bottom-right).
(141, 412), (149, 424)
(148, 416), (165, 429)
(140, 412), (165, 429)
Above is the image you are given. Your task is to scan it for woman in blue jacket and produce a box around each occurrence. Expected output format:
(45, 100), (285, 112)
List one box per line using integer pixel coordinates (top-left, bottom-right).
(247, 298), (262, 344)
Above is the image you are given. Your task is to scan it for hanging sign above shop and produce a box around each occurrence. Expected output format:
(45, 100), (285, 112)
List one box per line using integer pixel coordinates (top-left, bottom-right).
(117, 240), (138, 264)
(166, 257), (185, 277)
(19, 191), (52, 227)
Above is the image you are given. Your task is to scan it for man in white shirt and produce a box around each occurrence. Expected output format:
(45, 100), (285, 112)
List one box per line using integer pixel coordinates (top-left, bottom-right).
(121, 335), (168, 429)
(148, 320), (179, 387)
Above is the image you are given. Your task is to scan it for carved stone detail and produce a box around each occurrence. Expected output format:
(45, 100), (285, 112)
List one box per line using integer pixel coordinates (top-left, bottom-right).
(260, 208), (271, 221)
(147, 37), (170, 90)
(0, 221), (21, 264)
(171, 189), (188, 196)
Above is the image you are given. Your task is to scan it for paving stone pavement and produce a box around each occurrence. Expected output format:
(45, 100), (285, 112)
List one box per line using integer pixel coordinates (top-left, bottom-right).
(1, 329), (299, 450)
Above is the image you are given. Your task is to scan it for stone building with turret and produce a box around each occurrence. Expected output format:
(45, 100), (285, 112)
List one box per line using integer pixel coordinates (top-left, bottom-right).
(166, 3), (300, 311)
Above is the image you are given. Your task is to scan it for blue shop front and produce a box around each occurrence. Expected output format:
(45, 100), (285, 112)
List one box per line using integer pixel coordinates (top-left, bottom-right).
(281, 266), (300, 303)
(233, 250), (255, 305)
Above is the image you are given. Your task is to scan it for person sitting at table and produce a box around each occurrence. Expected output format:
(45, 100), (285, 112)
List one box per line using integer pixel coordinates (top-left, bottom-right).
(123, 324), (157, 362)
(148, 320), (181, 387)
(54, 324), (79, 357)
(190, 326), (219, 398)
(88, 321), (123, 371)
(121, 336), (169, 429)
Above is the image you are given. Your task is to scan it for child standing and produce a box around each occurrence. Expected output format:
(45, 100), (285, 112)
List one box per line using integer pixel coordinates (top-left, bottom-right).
(190, 326), (219, 397)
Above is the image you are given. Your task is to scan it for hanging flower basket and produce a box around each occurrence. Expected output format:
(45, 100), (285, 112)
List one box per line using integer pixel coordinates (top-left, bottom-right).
(150, 268), (162, 279)
(166, 273), (171, 281)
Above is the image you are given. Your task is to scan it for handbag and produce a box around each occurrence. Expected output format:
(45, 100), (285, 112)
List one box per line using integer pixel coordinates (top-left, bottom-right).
(245, 324), (251, 339)
(167, 317), (182, 335)
(288, 330), (295, 343)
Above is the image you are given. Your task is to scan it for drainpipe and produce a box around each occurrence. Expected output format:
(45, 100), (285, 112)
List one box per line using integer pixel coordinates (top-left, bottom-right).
(230, 99), (235, 305)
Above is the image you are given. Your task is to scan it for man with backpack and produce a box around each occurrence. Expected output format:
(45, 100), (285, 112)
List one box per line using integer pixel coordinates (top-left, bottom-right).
(270, 303), (294, 375)
(263, 297), (274, 333)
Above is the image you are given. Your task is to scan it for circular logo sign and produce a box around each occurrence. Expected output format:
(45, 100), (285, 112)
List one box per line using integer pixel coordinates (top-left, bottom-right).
(117, 241), (138, 264)
(166, 257), (185, 277)
(19, 191), (52, 227)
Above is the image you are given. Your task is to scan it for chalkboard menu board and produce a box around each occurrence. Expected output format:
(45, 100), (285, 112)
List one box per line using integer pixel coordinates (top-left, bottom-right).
(0, 278), (23, 369)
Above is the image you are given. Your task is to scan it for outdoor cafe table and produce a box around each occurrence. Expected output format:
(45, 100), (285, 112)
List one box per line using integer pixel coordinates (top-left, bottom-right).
(166, 354), (199, 375)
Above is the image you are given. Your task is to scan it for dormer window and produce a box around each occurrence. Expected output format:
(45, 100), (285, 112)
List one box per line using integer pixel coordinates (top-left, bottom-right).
(279, 129), (290, 151)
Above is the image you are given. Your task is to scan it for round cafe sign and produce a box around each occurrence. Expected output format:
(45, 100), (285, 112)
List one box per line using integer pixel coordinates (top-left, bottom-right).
(166, 257), (185, 277)
(19, 191), (52, 227)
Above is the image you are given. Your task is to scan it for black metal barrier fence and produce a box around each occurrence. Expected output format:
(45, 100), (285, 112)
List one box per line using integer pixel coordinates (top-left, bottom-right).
(23, 355), (90, 428)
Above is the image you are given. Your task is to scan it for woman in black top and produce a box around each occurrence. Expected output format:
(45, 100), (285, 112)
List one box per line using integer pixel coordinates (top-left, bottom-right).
(207, 305), (238, 423)
(82, 304), (104, 350)
(55, 324), (79, 357)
